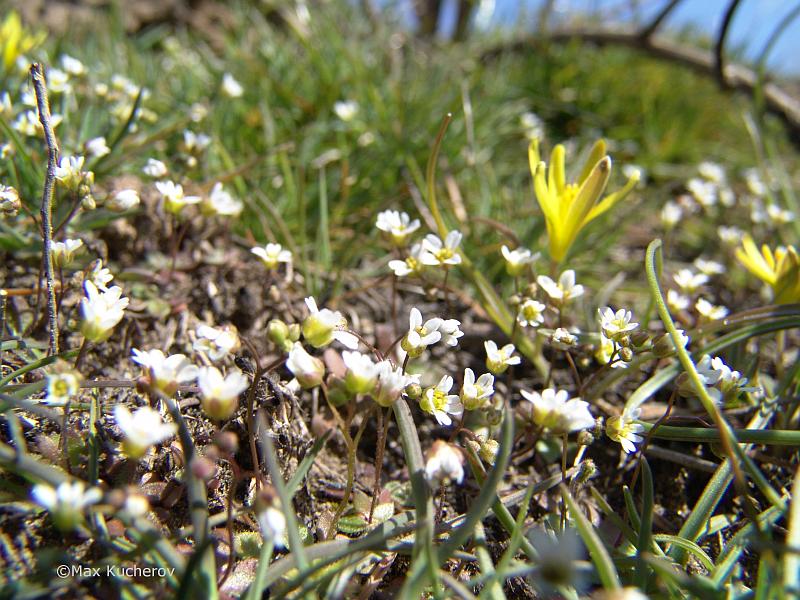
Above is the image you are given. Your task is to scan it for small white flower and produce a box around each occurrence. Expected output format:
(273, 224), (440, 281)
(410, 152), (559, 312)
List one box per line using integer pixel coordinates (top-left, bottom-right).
(485, 340), (520, 374)
(537, 270), (584, 303)
(710, 356), (759, 400)
(257, 498), (288, 549)
(286, 342), (325, 389)
(388, 242), (427, 277)
(61, 54), (86, 77)
(766, 204), (794, 224)
(333, 100), (359, 122)
(424, 440), (464, 486)
(55, 155), (92, 191)
(251, 243), (292, 270)
(0, 92), (10, 115)
(301, 297), (359, 349)
(85, 136), (110, 158)
(201, 182), (243, 217)
(520, 111), (544, 140)
(686, 178), (717, 208)
(661, 201), (682, 228)
(46, 68), (71, 94)
(114, 405), (177, 459)
(122, 492), (150, 518)
(501, 245), (538, 276)
(695, 298), (729, 320)
(693, 258), (725, 276)
(45, 372), (80, 406)
(196, 366), (249, 420)
(375, 210), (420, 247)
(421, 231), (462, 266)
(521, 388), (594, 434)
(50, 238), (84, 267)
(401, 307), (442, 358)
(673, 269), (708, 293)
(182, 130), (211, 153)
(667, 289), (690, 312)
(595, 333), (627, 369)
(80, 281), (128, 342)
(420, 375), (464, 426)
(698, 161), (726, 184)
(517, 298), (546, 328)
(695, 354), (724, 386)
(106, 189), (140, 212)
(13, 110), (62, 136)
(460, 368), (494, 411)
(606, 408), (645, 453)
(529, 527), (585, 591)
(598, 307), (639, 341)
(221, 73), (244, 98)
(373, 360), (415, 407)
(438, 319), (464, 347)
(143, 158), (168, 178)
(32, 481), (102, 531)
(551, 327), (578, 347)
(342, 350), (378, 395)
(131, 348), (198, 395)
(193, 324), (240, 362)
(90, 259), (114, 290)
(155, 181), (201, 215)
(744, 168), (767, 197)
(717, 225), (743, 245)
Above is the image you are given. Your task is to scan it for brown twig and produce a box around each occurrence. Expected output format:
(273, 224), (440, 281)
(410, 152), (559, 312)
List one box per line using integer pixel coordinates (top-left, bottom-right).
(30, 63), (60, 356)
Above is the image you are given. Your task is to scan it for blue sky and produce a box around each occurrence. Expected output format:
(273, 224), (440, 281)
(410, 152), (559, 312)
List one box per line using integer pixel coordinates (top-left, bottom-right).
(435, 0), (800, 75)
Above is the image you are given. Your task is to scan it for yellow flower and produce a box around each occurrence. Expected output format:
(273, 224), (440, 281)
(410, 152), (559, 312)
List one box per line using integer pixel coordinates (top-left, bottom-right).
(735, 235), (800, 304)
(529, 138), (639, 263)
(1, 12), (46, 72)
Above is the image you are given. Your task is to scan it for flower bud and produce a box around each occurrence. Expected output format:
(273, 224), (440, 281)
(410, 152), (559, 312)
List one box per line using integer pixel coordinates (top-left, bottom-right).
(576, 429), (595, 447)
(286, 342), (325, 389)
(619, 346), (634, 362)
(630, 331), (650, 350)
(191, 456), (217, 481)
(404, 382), (422, 400)
(268, 319), (290, 349)
(288, 323), (301, 342)
(478, 438), (499, 464)
(215, 431), (239, 455)
(326, 375), (351, 406)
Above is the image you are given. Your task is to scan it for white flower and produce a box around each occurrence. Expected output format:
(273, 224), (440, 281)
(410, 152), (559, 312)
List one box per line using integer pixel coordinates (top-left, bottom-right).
(717, 225), (743, 245)
(61, 54), (86, 76)
(521, 388), (594, 434)
(673, 269), (708, 293)
(520, 111), (544, 140)
(376, 210), (420, 247)
(55, 155), (92, 191)
(286, 342), (325, 389)
(0, 92), (10, 115)
(301, 297), (359, 349)
(517, 298), (546, 328)
(131, 348), (198, 395)
(45, 372), (80, 406)
(420, 375), (463, 426)
(667, 289), (690, 312)
(90, 259), (114, 290)
(695, 354), (724, 386)
(660, 201), (682, 228)
(501, 245), (538, 276)
(221, 73), (244, 98)
(687, 178), (717, 208)
(196, 366), (249, 420)
(606, 408), (645, 453)
(401, 307), (442, 358)
(693, 258), (725, 276)
(155, 181), (201, 215)
(251, 243), (292, 270)
(80, 281), (128, 342)
(32, 481), (102, 531)
(766, 204), (794, 224)
(85, 136), (110, 158)
(143, 158), (168, 178)
(710, 356), (758, 400)
(551, 327), (578, 347)
(342, 350), (378, 395)
(256, 487), (287, 548)
(333, 100), (359, 122)
(537, 270), (584, 303)
(106, 189), (140, 212)
(201, 182), (243, 217)
(485, 340), (520, 374)
(598, 307), (639, 341)
(698, 161), (726, 184)
(695, 298), (729, 320)
(595, 333), (626, 369)
(424, 441), (464, 486)
(388, 242), (427, 277)
(529, 527), (585, 591)
(373, 360), (415, 407)
(193, 324), (240, 362)
(122, 492), (150, 518)
(182, 130), (211, 153)
(46, 68), (71, 94)
(744, 168), (767, 197)
(438, 319), (464, 347)
(114, 405), (177, 459)
(460, 368), (494, 411)
(421, 231), (462, 266)
(0, 184), (19, 215)
(13, 110), (62, 136)
(50, 238), (84, 267)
